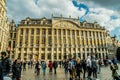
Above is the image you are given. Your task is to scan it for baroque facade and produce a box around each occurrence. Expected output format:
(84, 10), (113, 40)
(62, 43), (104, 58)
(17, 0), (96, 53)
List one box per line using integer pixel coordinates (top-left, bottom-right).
(15, 16), (110, 61)
(9, 20), (17, 59)
(106, 33), (120, 58)
(0, 0), (9, 52)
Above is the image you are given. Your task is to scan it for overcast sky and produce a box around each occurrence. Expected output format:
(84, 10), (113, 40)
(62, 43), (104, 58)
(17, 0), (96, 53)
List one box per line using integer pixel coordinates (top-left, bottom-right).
(6, 0), (120, 40)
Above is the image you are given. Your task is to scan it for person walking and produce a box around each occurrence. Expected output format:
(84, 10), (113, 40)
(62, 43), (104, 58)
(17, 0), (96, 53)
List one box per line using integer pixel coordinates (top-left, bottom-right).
(64, 60), (68, 75)
(41, 61), (47, 76)
(92, 59), (97, 78)
(35, 61), (41, 75)
(81, 57), (87, 79)
(75, 58), (82, 80)
(53, 60), (58, 74)
(110, 58), (120, 80)
(23, 61), (27, 71)
(1, 51), (11, 80)
(12, 59), (22, 80)
(0, 59), (3, 80)
(87, 56), (92, 80)
(48, 61), (53, 73)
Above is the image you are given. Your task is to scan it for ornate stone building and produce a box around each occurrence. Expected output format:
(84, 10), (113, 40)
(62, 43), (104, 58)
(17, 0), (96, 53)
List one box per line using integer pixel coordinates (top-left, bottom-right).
(15, 16), (110, 61)
(0, 0), (9, 52)
(106, 33), (120, 59)
(9, 20), (17, 59)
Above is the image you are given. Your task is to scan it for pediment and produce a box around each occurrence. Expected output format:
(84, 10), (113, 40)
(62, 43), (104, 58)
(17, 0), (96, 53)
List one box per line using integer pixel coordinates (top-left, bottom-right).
(53, 20), (79, 29)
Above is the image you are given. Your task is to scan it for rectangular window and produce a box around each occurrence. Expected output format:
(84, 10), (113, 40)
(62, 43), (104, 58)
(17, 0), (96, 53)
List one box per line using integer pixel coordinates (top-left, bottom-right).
(54, 53), (57, 59)
(48, 36), (52, 46)
(9, 42), (11, 47)
(29, 48), (32, 51)
(81, 31), (83, 36)
(67, 30), (70, 35)
(31, 28), (34, 34)
(72, 30), (75, 35)
(20, 29), (23, 34)
(10, 33), (12, 38)
(54, 36), (57, 44)
(36, 36), (39, 45)
(59, 48), (61, 51)
(54, 29), (57, 34)
(30, 36), (34, 45)
(24, 48), (27, 51)
(36, 48), (39, 51)
(59, 53), (61, 59)
(58, 29), (61, 34)
(26, 29), (29, 34)
(19, 48), (21, 51)
(13, 41), (15, 48)
(48, 29), (52, 35)
(48, 53), (51, 59)
(42, 36), (45, 44)
(89, 31), (91, 36)
(48, 48), (51, 51)
(41, 53), (45, 59)
(14, 33), (16, 38)
(54, 48), (56, 51)
(42, 48), (45, 51)
(42, 29), (46, 36)
(63, 29), (65, 35)
(68, 37), (71, 44)
(77, 30), (79, 35)
(85, 31), (87, 37)
(64, 48), (66, 52)
(36, 28), (40, 34)
(63, 37), (66, 43)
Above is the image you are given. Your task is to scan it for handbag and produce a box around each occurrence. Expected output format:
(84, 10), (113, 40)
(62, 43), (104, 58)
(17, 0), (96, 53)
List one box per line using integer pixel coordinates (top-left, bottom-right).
(4, 76), (12, 80)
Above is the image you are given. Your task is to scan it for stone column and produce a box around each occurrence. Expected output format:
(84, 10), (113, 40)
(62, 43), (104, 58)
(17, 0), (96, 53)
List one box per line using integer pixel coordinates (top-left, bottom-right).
(56, 29), (59, 60)
(51, 28), (54, 61)
(39, 28), (42, 60)
(45, 29), (48, 60)
(61, 29), (64, 60)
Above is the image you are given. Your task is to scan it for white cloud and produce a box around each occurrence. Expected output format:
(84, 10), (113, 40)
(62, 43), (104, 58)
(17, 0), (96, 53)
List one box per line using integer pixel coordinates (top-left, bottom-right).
(7, 0), (86, 23)
(6, 0), (120, 32)
(85, 7), (120, 31)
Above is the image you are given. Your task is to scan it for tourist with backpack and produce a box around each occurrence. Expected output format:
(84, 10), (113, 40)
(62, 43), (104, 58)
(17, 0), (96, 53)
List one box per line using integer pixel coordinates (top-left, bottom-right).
(41, 61), (47, 76)
(75, 58), (82, 80)
(81, 57), (87, 79)
(53, 60), (58, 74)
(68, 59), (76, 80)
(110, 60), (120, 80)
(87, 56), (92, 79)
(92, 59), (97, 78)
(35, 60), (41, 75)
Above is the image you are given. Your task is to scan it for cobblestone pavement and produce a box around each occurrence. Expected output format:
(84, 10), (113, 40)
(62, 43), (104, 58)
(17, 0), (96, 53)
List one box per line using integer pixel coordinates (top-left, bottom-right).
(21, 64), (120, 80)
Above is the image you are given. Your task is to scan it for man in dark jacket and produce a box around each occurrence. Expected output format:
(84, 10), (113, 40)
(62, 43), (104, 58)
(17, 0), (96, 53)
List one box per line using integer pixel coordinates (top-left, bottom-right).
(53, 60), (58, 74)
(0, 60), (3, 80)
(12, 59), (21, 80)
(1, 51), (11, 79)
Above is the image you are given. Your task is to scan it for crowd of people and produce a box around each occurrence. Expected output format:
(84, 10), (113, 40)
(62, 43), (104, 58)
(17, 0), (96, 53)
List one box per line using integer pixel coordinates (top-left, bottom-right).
(0, 51), (120, 80)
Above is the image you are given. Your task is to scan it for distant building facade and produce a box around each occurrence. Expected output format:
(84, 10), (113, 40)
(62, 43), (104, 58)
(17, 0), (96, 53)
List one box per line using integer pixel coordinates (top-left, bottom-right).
(0, 0), (9, 52)
(9, 20), (17, 59)
(106, 33), (120, 59)
(14, 16), (111, 61)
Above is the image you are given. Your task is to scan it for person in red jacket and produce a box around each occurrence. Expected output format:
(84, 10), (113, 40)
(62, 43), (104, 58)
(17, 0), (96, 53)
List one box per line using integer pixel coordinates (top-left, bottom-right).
(48, 61), (53, 73)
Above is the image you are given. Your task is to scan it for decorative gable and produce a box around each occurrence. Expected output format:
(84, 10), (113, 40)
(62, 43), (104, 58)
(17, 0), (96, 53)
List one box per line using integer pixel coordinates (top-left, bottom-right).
(53, 20), (79, 29)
